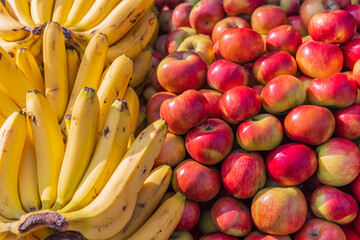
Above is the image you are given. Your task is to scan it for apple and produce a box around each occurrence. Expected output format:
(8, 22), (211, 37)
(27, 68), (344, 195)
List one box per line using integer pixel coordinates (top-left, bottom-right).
(352, 175), (360, 201)
(354, 59), (360, 86)
(261, 75), (306, 114)
(207, 59), (248, 92)
(335, 0), (352, 8)
(251, 5), (288, 35)
(299, 0), (340, 27)
(172, 3), (193, 28)
(294, 218), (346, 240)
(166, 0), (185, 9)
(199, 89), (222, 119)
(146, 91), (177, 123)
(200, 233), (238, 240)
(265, 25), (303, 55)
(170, 231), (194, 240)
(155, 34), (169, 56)
(244, 63), (258, 87)
(185, 118), (234, 165)
(177, 200), (201, 230)
(159, 9), (174, 33)
(218, 28), (264, 64)
(172, 159), (221, 202)
(298, 75), (313, 89)
(244, 231), (291, 240)
(266, 0), (300, 15)
(219, 86), (261, 124)
(355, 213), (360, 235)
(287, 15), (308, 37)
(212, 40), (223, 60)
(165, 27), (197, 54)
(156, 0), (166, 10)
(151, 65), (166, 92)
(343, 39), (360, 70)
(252, 51), (297, 85)
(198, 210), (218, 234)
(251, 84), (265, 96)
(177, 35), (214, 65)
(211, 196), (253, 237)
(211, 16), (251, 43)
(251, 187), (308, 235)
(296, 40), (344, 79)
(189, 0), (225, 36)
(266, 143), (318, 186)
(308, 10), (356, 44)
(310, 185), (358, 225)
(221, 150), (266, 199)
(316, 137), (360, 187)
(345, 4), (360, 30)
(284, 105), (335, 145)
(340, 224), (360, 240)
(153, 132), (186, 168)
(223, 0), (266, 16)
(157, 51), (207, 94)
(334, 103), (360, 140)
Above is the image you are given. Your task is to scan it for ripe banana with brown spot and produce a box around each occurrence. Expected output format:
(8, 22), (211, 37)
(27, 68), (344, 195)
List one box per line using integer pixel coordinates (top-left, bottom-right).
(0, 3), (30, 42)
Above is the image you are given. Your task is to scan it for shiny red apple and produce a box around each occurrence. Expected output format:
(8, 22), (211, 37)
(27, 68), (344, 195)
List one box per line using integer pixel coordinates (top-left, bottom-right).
(223, 0), (266, 16)
(176, 199), (201, 230)
(251, 5), (288, 35)
(334, 103), (360, 139)
(300, 0), (340, 27)
(211, 16), (251, 43)
(172, 3), (193, 28)
(265, 25), (302, 55)
(294, 218), (346, 240)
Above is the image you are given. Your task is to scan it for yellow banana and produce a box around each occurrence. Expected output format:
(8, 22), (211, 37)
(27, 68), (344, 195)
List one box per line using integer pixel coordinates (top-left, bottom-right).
(0, 114), (6, 127)
(26, 90), (65, 210)
(127, 133), (135, 150)
(61, 113), (72, 145)
(60, 99), (130, 213)
(105, 8), (158, 65)
(0, 111), (27, 220)
(107, 164), (172, 240)
(0, 32), (39, 60)
(0, 3), (29, 42)
(99, 65), (109, 86)
(71, 0), (154, 45)
(66, 48), (80, 96)
(97, 54), (132, 130)
(4, 0), (35, 26)
(16, 47), (44, 94)
(43, 22), (68, 121)
(148, 16), (159, 47)
(31, 227), (56, 239)
(63, 0), (95, 27)
(122, 86), (139, 135)
(53, 87), (99, 210)
(127, 192), (186, 240)
(130, 50), (153, 88)
(28, 37), (42, 59)
(25, 234), (39, 240)
(30, 0), (55, 24)
(52, 0), (74, 25)
(135, 106), (147, 137)
(0, 87), (20, 119)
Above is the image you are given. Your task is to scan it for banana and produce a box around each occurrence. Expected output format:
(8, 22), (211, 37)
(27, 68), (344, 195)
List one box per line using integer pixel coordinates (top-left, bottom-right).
(61, 113), (71, 145)
(18, 121), (41, 213)
(97, 54), (132, 130)
(43, 22), (68, 121)
(16, 48), (44, 94)
(0, 111), (27, 220)
(26, 90), (65, 210)
(148, 16), (159, 48)
(0, 114), (6, 127)
(130, 50), (153, 88)
(53, 87), (99, 210)
(63, 0), (95, 27)
(28, 37), (42, 60)
(66, 48), (80, 96)
(99, 65), (109, 86)
(51, 0), (74, 25)
(0, 3), (29, 42)
(0, 87), (20, 118)
(105, 8), (158, 65)
(135, 106), (147, 137)
(4, 0), (35, 26)
(127, 192), (186, 240)
(60, 99), (130, 213)
(71, 0), (154, 45)
(127, 133), (135, 150)
(122, 86), (140, 135)
(0, 32), (39, 60)
(30, 0), (55, 24)
(107, 164), (172, 240)
(25, 234), (39, 240)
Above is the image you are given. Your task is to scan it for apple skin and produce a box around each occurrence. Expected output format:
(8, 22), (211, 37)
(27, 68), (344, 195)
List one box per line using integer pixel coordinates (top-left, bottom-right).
(157, 51), (207, 94)
(307, 73), (357, 109)
(266, 0), (300, 16)
(156, 0), (166, 10)
(221, 150), (266, 199)
(172, 3), (193, 28)
(153, 132), (186, 168)
(287, 15), (308, 37)
(207, 59), (248, 92)
(261, 75), (306, 114)
(145, 91), (177, 123)
(300, 0), (340, 27)
(251, 84), (265, 96)
(166, 0), (185, 9)
(170, 231), (194, 240)
(198, 209), (218, 234)
(265, 25), (302, 55)
(294, 218), (346, 240)
(155, 34), (169, 56)
(236, 114), (283, 151)
(343, 39), (360, 70)
(160, 89), (209, 135)
(308, 10), (356, 44)
(296, 40), (344, 79)
(211, 16), (251, 43)
(185, 118), (234, 165)
(298, 75), (313, 89)
(244, 231), (291, 240)
(176, 199), (201, 230)
(223, 0), (266, 16)
(251, 187), (308, 235)
(251, 5), (288, 35)
(172, 159), (221, 202)
(266, 143), (318, 186)
(351, 174), (360, 201)
(165, 27), (197, 54)
(310, 185), (359, 225)
(199, 233), (238, 240)
(354, 59), (360, 87)
(244, 63), (258, 87)
(316, 137), (360, 187)
(252, 51), (297, 85)
(219, 86), (261, 124)
(335, 0), (352, 8)
(158, 9), (174, 33)
(355, 213), (360, 235)
(210, 196), (253, 237)
(345, 4), (360, 30)
(199, 89), (222, 119)
(284, 105), (335, 145)
(189, 0), (225, 36)
(340, 224), (360, 240)
(334, 103), (360, 140)
(177, 35), (214, 65)
(218, 28), (265, 64)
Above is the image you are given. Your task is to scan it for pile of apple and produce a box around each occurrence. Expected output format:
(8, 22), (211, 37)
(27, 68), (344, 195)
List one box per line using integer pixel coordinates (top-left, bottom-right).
(141, 0), (360, 239)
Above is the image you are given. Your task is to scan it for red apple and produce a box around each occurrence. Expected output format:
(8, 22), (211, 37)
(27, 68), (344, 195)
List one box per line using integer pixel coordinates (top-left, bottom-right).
(341, 224), (360, 240)
(298, 75), (313, 89)
(299, 0), (340, 27)
(219, 86), (261, 124)
(345, 4), (360, 30)
(157, 51), (207, 94)
(199, 89), (222, 119)
(221, 150), (266, 199)
(287, 15), (308, 37)
(296, 40), (344, 78)
(308, 10), (356, 44)
(251, 187), (308, 235)
(265, 25), (302, 55)
(218, 28), (264, 64)
(310, 185), (358, 225)
(146, 91), (177, 123)
(156, 0), (166, 10)
(166, 0), (185, 9)
(172, 159), (221, 202)
(211, 16), (251, 43)
(211, 196), (252, 237)
(251, 5), (288, 35)
(251, 84), (265, 96)
(244, 63), (258, 86)
(154, 132), (186, 168)
(177, 35), (214, 65)
(335, 0), (352, 8)
(155, 34), (169, 56)
(352, 175), (360, 201)
(185, 118), (234, 165)
(159, 9), (174, 33)
(200, 233), (238, 240)
(355, 213), (360, 235)
(266, 0), (300, 15)
(172, 3), (193, 28)
(266, 143), (318, 186)
(335, 103), (360, 140)
(354, 59), (360, 86)
(294, 218), (346, 240)
(165, 27), (197, 54)
(212, 40), (223, 60)
(343, 39), (360, 70)
(177, 200), (201, 230)
(223, 0), (266, 16)
(207, 59), (248, 92)
(245, 231), (291, 240)
(284, 105), (335, 145)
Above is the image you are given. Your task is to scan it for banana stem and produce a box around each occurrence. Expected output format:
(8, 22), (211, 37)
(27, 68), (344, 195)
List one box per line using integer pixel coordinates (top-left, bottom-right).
(18, 211), (67, 234)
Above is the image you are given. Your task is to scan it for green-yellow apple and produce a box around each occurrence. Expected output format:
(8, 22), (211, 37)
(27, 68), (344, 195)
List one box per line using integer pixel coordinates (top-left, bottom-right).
(165, 27), (197, 54)
(198, 210), (218, 234)
(170, 231), (194, 240)
(177, 35), (214, 65)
